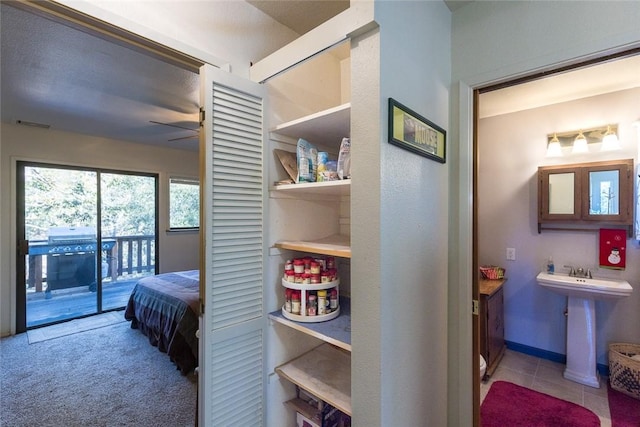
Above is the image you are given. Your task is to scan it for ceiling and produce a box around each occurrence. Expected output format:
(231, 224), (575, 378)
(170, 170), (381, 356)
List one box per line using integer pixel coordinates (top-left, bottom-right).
(248, 0), (349, 35)
(1, 1), (639, 153)
(479, 56), (640, 118)
(0, 3), (201, 151)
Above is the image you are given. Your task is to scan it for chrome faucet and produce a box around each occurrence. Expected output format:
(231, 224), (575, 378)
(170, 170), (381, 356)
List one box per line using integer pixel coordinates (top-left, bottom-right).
(564, 265), (592, 278)
(564, 265), (576, 276)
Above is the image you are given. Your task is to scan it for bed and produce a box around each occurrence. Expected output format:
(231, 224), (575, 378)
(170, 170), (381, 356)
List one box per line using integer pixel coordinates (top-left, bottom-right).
(124, 270), (199, 375)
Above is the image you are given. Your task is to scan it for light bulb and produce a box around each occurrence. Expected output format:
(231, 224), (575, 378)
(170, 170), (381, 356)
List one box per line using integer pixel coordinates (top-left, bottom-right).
(546, 134), (562, 157)
(572, 131), (588, 153)
(601, 126), (620, 151)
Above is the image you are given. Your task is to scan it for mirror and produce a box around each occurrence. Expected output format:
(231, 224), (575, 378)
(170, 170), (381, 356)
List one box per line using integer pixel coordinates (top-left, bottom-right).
(589, 170), (619, 215)
(538, 159), (633, 233)
(549, 172), (575, 214)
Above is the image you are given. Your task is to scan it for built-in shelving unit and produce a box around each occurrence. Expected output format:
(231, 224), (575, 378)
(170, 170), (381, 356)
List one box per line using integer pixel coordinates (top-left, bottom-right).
(269, 297), (351, 351)
(270, 179), (351, 197)
(274, 234), (351, 258)
(271, 103), (350, 145)
(268, 67), (352, 421)
(275, 343), (352, 416)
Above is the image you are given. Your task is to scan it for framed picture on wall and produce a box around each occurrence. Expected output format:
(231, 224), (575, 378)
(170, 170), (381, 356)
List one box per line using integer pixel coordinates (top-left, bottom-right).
(388, 98), (446, 163)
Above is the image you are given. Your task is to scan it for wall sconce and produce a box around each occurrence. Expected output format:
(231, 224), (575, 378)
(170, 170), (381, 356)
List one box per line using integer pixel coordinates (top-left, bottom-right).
(546, 124), (619, 157)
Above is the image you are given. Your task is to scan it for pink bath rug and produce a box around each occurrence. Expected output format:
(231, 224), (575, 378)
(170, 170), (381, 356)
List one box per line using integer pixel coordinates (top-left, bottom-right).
(608, 381), (640, 427)
(481, 380), (600, 426)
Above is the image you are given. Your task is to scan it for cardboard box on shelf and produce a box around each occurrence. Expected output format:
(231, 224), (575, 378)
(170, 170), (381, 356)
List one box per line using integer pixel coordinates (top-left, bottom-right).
(296, 411), (321, 427)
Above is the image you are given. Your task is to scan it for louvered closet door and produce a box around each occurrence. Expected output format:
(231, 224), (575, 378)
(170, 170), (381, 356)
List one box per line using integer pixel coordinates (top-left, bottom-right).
(199, 64), (267, 426)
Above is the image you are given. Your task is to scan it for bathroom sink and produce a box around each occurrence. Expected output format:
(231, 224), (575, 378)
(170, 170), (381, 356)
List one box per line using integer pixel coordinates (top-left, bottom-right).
(536, 271), (632, 388)
(536, 272), (632, 300)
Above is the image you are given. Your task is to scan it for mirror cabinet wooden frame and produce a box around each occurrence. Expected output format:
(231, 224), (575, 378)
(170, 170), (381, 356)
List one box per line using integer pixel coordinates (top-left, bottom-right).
(538, 159), (634, 233)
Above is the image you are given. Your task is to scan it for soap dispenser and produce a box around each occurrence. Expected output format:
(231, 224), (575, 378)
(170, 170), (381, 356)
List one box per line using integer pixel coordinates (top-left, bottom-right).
(546, 256), (555, 274)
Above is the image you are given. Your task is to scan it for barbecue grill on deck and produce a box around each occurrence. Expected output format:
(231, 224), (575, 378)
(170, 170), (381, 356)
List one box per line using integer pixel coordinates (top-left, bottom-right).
(27, 230), (118, 295)
(45, 227), (98, 293)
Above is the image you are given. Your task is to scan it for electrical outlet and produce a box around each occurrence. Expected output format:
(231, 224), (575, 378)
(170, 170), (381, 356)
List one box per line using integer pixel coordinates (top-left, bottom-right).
(506, 247), (516, 261)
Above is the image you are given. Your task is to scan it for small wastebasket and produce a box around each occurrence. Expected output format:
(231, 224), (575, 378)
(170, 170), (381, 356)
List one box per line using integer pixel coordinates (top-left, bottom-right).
(609, 343), (640, 400)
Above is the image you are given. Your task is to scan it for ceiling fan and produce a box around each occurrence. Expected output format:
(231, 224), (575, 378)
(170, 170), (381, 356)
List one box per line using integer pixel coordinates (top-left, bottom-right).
(150, 120), (200, 142)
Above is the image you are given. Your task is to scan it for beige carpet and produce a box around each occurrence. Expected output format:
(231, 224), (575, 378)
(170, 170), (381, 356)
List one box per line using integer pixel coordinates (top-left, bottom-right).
(2, 317), (197, 426)
(27, 310), (126, 344)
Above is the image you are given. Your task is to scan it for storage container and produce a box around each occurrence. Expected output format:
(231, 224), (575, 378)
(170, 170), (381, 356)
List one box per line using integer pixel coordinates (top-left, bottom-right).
(609, 342), (640, 400)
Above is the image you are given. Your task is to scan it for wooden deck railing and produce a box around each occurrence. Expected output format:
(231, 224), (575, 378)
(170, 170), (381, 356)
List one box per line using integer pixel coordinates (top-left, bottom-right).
(112, 235), (155, 276)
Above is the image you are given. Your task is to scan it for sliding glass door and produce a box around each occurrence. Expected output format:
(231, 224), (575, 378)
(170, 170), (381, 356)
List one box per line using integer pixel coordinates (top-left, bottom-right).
(100, 172), (157, 311)
(17, 162), (158, 331)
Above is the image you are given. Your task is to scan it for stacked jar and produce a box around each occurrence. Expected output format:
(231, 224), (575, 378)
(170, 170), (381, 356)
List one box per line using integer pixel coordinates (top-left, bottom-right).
(283, 256), (338, 285)
(281, 255), (340, 322)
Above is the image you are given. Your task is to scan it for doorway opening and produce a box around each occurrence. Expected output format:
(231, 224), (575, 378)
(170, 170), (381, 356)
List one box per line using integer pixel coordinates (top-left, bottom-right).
(17, 162), (159, 331)
(473, 50), (640, 426)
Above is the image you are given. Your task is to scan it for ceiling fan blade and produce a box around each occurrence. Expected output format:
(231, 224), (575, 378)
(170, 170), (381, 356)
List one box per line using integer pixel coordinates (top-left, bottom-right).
(150, 120), (199, 133)
(168, 134), (200, 142)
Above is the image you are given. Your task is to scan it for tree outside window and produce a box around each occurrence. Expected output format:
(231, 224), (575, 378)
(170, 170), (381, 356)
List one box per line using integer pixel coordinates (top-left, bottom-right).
(169, 177), (199, 229)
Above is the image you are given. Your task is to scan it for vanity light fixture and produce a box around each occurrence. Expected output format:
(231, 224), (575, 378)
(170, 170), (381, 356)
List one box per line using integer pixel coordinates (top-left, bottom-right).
(572, 130), (589, 153)
(547, 125), (619, 157)
(601, 125), (621, 151)
(545, 133), (563, 157)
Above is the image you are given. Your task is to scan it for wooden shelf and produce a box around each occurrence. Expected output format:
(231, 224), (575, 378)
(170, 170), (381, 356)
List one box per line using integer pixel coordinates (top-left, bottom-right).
(275, 343), (351, 416)
(270, 179), (351, 198)
(271, 103), (350, 146)
(269, 297), (351, 351)
(274, 234), (350, 258)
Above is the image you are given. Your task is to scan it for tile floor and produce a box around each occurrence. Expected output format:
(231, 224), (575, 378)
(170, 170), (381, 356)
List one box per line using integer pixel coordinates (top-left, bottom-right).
(481, 349), (611, 426)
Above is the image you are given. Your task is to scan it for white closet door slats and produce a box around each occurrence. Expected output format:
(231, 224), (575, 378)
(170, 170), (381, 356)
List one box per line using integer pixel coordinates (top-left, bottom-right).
(211, 136), (262, 158)
(210, 82), (263, 331)
(210, 330), (263, 425)
(201, 65), (265, 425)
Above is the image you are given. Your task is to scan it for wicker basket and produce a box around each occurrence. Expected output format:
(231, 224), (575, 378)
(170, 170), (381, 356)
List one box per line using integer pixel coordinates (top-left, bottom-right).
(479, 265), (505, 280)
(609, 342), (640, 400)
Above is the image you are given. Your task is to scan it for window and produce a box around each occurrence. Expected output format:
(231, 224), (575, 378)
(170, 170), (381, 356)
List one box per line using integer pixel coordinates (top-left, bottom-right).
(169, 177), (199, 230)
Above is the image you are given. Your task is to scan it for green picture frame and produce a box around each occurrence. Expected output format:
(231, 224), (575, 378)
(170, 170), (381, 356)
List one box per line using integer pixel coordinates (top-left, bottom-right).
(388, 98), (446, 163)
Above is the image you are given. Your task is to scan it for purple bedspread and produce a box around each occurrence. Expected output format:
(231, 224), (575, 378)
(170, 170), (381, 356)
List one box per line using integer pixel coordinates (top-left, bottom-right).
(124, 270), (199, 374)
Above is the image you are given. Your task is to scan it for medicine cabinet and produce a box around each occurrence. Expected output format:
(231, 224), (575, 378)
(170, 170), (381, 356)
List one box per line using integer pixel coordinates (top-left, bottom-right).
(538, 159), (634, 233)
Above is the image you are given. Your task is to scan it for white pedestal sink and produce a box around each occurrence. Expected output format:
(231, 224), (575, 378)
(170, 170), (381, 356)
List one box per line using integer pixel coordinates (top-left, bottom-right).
(536, 272), (632, 388)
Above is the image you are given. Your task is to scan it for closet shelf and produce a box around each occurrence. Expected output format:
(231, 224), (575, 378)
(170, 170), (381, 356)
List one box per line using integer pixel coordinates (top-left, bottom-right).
(274, 234), (351, 258)
(269, 297), (351, 351)
(271, 103), (350, 146)
(275, 342), (352, 416)
(270, 179), (351, 198)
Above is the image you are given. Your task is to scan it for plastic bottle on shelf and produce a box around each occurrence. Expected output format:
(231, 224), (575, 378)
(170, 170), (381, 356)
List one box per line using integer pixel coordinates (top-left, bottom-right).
(546, 256), (555, 274)
(307, 294), (317, 316)
(284, 288), (292, 312)
(330, 288), (338, 311)
(317, 290), (327, 315)
(291, 291), (301, 314)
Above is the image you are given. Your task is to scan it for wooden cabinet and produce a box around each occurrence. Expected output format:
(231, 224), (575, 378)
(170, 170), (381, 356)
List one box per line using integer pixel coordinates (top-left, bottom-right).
(480, 279), (506, 378)
(538, 159), (634, 232)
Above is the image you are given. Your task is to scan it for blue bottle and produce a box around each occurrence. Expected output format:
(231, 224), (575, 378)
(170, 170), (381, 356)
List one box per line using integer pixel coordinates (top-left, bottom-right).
(547, 256), (554, 274)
